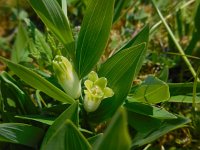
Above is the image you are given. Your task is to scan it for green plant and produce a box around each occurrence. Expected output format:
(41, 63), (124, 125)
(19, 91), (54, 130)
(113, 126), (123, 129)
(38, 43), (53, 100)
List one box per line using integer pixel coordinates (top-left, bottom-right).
(0, 0), (194, 150)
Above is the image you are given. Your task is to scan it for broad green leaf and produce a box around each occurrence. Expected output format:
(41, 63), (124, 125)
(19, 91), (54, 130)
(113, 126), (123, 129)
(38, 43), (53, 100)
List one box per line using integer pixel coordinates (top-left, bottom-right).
(131, 116), (190, 149)
(11, 23), (30, 63)
(28, 0), (74, 56)
(169, 95), (200, 103)
(0, 123), (44, 148)
(0, 56), (74, 104)
(0, 71), (38, 114)
(43, 120), (91, 150)
(129, 76), (170, 104)
(43, 100), (78, 129)
(76, 0), (115, 78)
(41, 102), (79, 146)
(89, 43), (147, 122)
(124, 101), (177, 120)
(41, 102), (91, 150)
(94, 108), (131, 150)
(168, 82), (200, 96)
(89, 26), (149, 122)
(127, 111), (162, 133)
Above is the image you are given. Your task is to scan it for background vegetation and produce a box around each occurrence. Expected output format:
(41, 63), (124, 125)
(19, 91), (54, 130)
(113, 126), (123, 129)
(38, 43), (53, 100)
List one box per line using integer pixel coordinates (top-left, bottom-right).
(0, 0), (200, 149)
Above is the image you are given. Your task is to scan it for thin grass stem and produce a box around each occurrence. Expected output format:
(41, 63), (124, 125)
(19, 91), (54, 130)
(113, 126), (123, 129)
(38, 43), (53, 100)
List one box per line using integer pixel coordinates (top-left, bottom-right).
(150, 0), (195, 34)
(151, 0), (199, 81)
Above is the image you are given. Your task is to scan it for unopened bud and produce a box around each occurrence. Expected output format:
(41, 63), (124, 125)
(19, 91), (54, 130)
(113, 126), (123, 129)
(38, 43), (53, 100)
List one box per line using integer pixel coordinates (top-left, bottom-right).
(53, 55), (81, 99)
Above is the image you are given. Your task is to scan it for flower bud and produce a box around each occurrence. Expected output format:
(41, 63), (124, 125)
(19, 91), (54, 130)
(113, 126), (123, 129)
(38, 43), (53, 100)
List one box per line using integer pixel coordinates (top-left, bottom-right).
(52, 55), (81, 99)
(84, 71), (114, 112)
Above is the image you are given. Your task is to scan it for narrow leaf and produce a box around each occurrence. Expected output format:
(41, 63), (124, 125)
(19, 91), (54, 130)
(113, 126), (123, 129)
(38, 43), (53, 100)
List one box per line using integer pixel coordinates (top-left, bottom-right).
(113, 0), (131, 23)
(0, 56), (74, 104)
(15, 115), (55, 125)
(76, 0), (115, 78)
(94, 108), (131, 150)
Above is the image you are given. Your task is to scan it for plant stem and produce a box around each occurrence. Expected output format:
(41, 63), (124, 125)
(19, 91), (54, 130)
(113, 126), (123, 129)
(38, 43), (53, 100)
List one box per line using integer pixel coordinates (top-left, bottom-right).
(151, 0), (199, 81)
(192, 67), (200, 109)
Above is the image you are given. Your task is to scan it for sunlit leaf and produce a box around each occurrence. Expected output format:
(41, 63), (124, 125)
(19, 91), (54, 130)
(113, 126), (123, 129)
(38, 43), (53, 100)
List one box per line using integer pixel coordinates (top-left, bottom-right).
(129, 76), (170, 104)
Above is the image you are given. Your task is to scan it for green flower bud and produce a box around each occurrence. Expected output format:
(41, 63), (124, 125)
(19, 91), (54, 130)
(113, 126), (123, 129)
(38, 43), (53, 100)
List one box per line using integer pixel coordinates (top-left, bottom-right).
(84, 71), (114, 112)
(52, 55), (81, 99)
